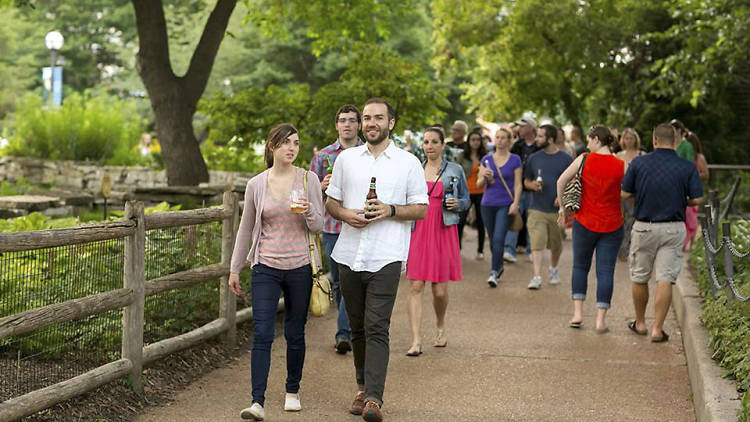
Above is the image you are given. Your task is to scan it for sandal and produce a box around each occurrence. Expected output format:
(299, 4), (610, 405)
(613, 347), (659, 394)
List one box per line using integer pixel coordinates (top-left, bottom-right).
(434, 328), (447, 347)
(627, 320), (647, 336)
(405, 345), (422, 356)
(651, 330), (670, 343)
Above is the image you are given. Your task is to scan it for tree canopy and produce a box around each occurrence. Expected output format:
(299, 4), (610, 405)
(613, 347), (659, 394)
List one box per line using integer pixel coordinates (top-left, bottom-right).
(1, 0), (748, 179)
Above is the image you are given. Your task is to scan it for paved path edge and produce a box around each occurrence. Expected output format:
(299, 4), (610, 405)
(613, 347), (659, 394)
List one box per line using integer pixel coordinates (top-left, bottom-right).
(673, 259), (741, 422)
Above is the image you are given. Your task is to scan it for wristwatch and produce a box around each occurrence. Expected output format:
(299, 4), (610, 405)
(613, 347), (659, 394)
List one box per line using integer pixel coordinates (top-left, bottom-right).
(390, 205), (396, 217)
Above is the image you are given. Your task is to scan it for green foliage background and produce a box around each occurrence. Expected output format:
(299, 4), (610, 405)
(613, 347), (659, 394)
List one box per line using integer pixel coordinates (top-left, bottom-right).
(2, 92), (145, 164)
(691, 219), (750, 420)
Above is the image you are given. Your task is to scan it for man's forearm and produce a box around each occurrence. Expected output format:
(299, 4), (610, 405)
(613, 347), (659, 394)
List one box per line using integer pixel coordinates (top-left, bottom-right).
(326, 197), (345, 220)
(688, 197), (704, 206)
(393, 204), (427, 221)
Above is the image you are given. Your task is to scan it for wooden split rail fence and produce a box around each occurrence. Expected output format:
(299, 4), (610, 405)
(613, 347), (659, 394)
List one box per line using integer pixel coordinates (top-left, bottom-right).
(0, 192), (276, 421)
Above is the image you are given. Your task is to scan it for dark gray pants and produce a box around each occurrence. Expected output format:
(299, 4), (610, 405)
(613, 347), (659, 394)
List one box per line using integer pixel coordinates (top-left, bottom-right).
(339, 261), (401, 406)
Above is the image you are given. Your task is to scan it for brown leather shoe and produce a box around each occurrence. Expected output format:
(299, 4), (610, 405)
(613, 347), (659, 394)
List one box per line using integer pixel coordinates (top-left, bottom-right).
(349, 391), (366, 415)
(362, 401), (383, 422)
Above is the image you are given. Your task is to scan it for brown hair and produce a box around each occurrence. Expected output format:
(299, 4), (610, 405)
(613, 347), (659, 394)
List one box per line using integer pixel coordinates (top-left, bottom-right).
(587, 124), (617, 148)
(425, 126), (445, 143)
(462, 129), (488, 157)
(363, 97), (395, 121)
(335, 104), (361, 124)
(264, 123), (298, 168)
(687, 132), (703, 155)
(619, 127), (641, 151)
(669, 119), (688, 137)
(653, 123), (676, 145)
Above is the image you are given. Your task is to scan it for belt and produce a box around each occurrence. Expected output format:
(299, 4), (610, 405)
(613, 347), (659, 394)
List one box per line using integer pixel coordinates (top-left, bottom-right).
(635, 219), (682, 224)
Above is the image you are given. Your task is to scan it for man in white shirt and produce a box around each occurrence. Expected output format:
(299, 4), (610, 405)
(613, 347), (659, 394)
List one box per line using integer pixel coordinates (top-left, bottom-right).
(326, 98), (428, 422)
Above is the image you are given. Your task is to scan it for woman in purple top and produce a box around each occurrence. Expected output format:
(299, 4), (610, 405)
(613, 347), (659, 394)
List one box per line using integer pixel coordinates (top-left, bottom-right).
(477, 128), (522, 287)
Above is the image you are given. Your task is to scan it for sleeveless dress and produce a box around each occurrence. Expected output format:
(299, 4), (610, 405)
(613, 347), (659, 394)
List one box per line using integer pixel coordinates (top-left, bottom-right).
(406, 181), (462, 283)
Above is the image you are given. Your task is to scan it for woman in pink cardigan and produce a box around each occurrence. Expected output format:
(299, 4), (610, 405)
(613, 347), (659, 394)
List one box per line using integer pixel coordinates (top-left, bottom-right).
(228, 123), (324, 421)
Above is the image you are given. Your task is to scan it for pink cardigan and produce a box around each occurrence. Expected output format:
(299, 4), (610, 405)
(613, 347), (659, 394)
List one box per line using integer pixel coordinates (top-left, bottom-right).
(230, 169), (325, 274)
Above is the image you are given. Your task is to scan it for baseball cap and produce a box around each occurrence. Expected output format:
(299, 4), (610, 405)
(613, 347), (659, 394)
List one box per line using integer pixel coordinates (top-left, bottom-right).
(514, 117), (537, 127)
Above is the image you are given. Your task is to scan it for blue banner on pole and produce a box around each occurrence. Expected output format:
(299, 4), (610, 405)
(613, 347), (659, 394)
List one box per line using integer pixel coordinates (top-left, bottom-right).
(41, 66), (63, 108)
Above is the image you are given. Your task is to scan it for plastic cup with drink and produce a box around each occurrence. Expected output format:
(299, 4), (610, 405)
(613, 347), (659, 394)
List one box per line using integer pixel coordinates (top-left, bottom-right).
(290, 189), (307, 213)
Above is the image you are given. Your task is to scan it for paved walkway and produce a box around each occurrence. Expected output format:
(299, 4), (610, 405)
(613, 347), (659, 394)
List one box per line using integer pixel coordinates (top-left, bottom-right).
(137, 228), (695, 421)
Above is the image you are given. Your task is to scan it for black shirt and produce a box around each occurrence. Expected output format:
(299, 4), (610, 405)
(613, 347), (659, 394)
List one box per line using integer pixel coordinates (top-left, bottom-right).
(621, 149), (703, 222)
(511, 139), (540, 192)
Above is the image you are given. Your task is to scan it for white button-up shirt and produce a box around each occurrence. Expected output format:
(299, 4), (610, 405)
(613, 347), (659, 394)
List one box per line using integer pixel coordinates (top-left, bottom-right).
(326, 141), (428, 272)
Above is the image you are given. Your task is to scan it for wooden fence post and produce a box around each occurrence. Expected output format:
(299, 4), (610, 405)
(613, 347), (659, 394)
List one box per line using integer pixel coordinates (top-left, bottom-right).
(220, 191), (238, 347)
(123, 201), (145, 393)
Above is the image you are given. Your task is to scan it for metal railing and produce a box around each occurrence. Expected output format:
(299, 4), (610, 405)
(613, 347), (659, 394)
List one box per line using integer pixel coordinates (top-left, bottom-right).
(700, 176), (750, 302)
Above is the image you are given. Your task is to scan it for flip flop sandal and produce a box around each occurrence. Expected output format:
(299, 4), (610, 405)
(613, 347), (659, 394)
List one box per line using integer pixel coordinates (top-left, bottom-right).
(650, 330), (670, 343)
(628, 320), (647, 336)
(569, 321), (583, 329)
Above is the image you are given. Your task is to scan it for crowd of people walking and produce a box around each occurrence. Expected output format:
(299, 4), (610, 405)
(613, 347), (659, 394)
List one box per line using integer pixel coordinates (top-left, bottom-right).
(227, 99), (705, 421)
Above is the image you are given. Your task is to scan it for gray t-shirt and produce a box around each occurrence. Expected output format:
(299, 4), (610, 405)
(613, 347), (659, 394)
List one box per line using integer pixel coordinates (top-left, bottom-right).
(524, 150), (573, 213)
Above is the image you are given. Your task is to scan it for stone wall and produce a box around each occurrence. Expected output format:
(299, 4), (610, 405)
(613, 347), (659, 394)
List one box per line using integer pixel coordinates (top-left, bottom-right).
(0, 156), (253, 193)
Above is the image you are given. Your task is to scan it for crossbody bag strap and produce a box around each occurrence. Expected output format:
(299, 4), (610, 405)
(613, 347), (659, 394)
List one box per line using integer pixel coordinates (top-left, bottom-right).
(497, 164), (514, 199)
(302, 171), (320, 275)
(426, 161), (448, 197)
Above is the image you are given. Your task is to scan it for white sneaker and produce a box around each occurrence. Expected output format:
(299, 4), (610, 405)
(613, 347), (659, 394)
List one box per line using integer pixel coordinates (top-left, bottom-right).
(284, 393), (302, 412)
(487, 271), (498, 288)
(549, 267), (560, 285)
(503, 252), (516, 263)
(527, 276), (542, 290)
(241, 402), (265, 421)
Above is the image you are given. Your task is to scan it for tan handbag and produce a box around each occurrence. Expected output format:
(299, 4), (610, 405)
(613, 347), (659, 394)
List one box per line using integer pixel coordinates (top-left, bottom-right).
(303, 172), (332, 317)
(497, 163), (523, 232)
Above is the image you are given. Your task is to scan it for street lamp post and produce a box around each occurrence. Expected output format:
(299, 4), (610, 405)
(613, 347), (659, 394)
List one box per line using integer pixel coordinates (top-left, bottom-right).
(44, 30), (64, 108)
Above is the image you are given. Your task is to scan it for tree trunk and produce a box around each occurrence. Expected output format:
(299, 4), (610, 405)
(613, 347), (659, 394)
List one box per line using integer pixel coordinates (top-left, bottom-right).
(152, 91), (209, 185)
(132, 0), (237, 186)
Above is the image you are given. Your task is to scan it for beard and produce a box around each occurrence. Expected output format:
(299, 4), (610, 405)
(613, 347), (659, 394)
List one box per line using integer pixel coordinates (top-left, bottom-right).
(537, 140), (550, 149)
(364, 126), (390, 145)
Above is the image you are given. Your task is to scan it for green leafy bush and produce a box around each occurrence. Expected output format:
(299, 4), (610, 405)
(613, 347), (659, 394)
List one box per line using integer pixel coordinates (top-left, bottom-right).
(0, 177), (33, 196)
(0, 207), (235, 362)
(1, 92), (146, 165)
(692, 219), (750, 420)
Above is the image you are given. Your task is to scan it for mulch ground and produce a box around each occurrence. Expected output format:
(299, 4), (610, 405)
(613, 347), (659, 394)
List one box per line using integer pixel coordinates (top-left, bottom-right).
(20, 320), (257, 422)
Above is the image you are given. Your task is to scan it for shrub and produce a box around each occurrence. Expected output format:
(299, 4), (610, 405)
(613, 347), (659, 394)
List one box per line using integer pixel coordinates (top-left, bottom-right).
(692, 219), (750, 420)
(0, 204), (237, 362)
(1, 92), (146, 165)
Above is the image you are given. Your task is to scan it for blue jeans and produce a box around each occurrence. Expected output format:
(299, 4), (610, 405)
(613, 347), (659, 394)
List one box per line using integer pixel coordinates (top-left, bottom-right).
(322, 232), (351, 341)
(505, 191), (531, 257)
(250, 263), (312, 406)
(481, 205), (511, 274)
(571, 220), (624, 309)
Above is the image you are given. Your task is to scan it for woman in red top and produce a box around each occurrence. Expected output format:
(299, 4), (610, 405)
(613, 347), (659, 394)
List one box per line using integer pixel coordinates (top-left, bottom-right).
(556, 125), (624, 333)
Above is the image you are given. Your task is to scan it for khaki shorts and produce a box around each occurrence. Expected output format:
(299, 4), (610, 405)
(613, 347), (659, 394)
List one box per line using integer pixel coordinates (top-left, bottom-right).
(629, 221), (686, 284)
(528, 209), (562, 254)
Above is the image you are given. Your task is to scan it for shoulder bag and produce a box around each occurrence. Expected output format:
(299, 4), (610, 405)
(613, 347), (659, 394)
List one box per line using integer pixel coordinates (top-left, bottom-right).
(561, 153), (587, 213)
(496, 160), (523, 232)
(303, 171), (332, 317)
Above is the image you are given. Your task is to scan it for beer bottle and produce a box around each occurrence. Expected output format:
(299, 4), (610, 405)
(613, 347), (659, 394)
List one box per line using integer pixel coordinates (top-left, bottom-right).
(443, 177), (456, 209)
(536, 169), (543, 191)
(325, 156), (333, 174)
(365, 177), (377, 219)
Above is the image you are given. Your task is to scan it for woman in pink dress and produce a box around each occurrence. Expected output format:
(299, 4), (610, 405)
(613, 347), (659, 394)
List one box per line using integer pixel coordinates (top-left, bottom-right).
(405, 127), (470, 356)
